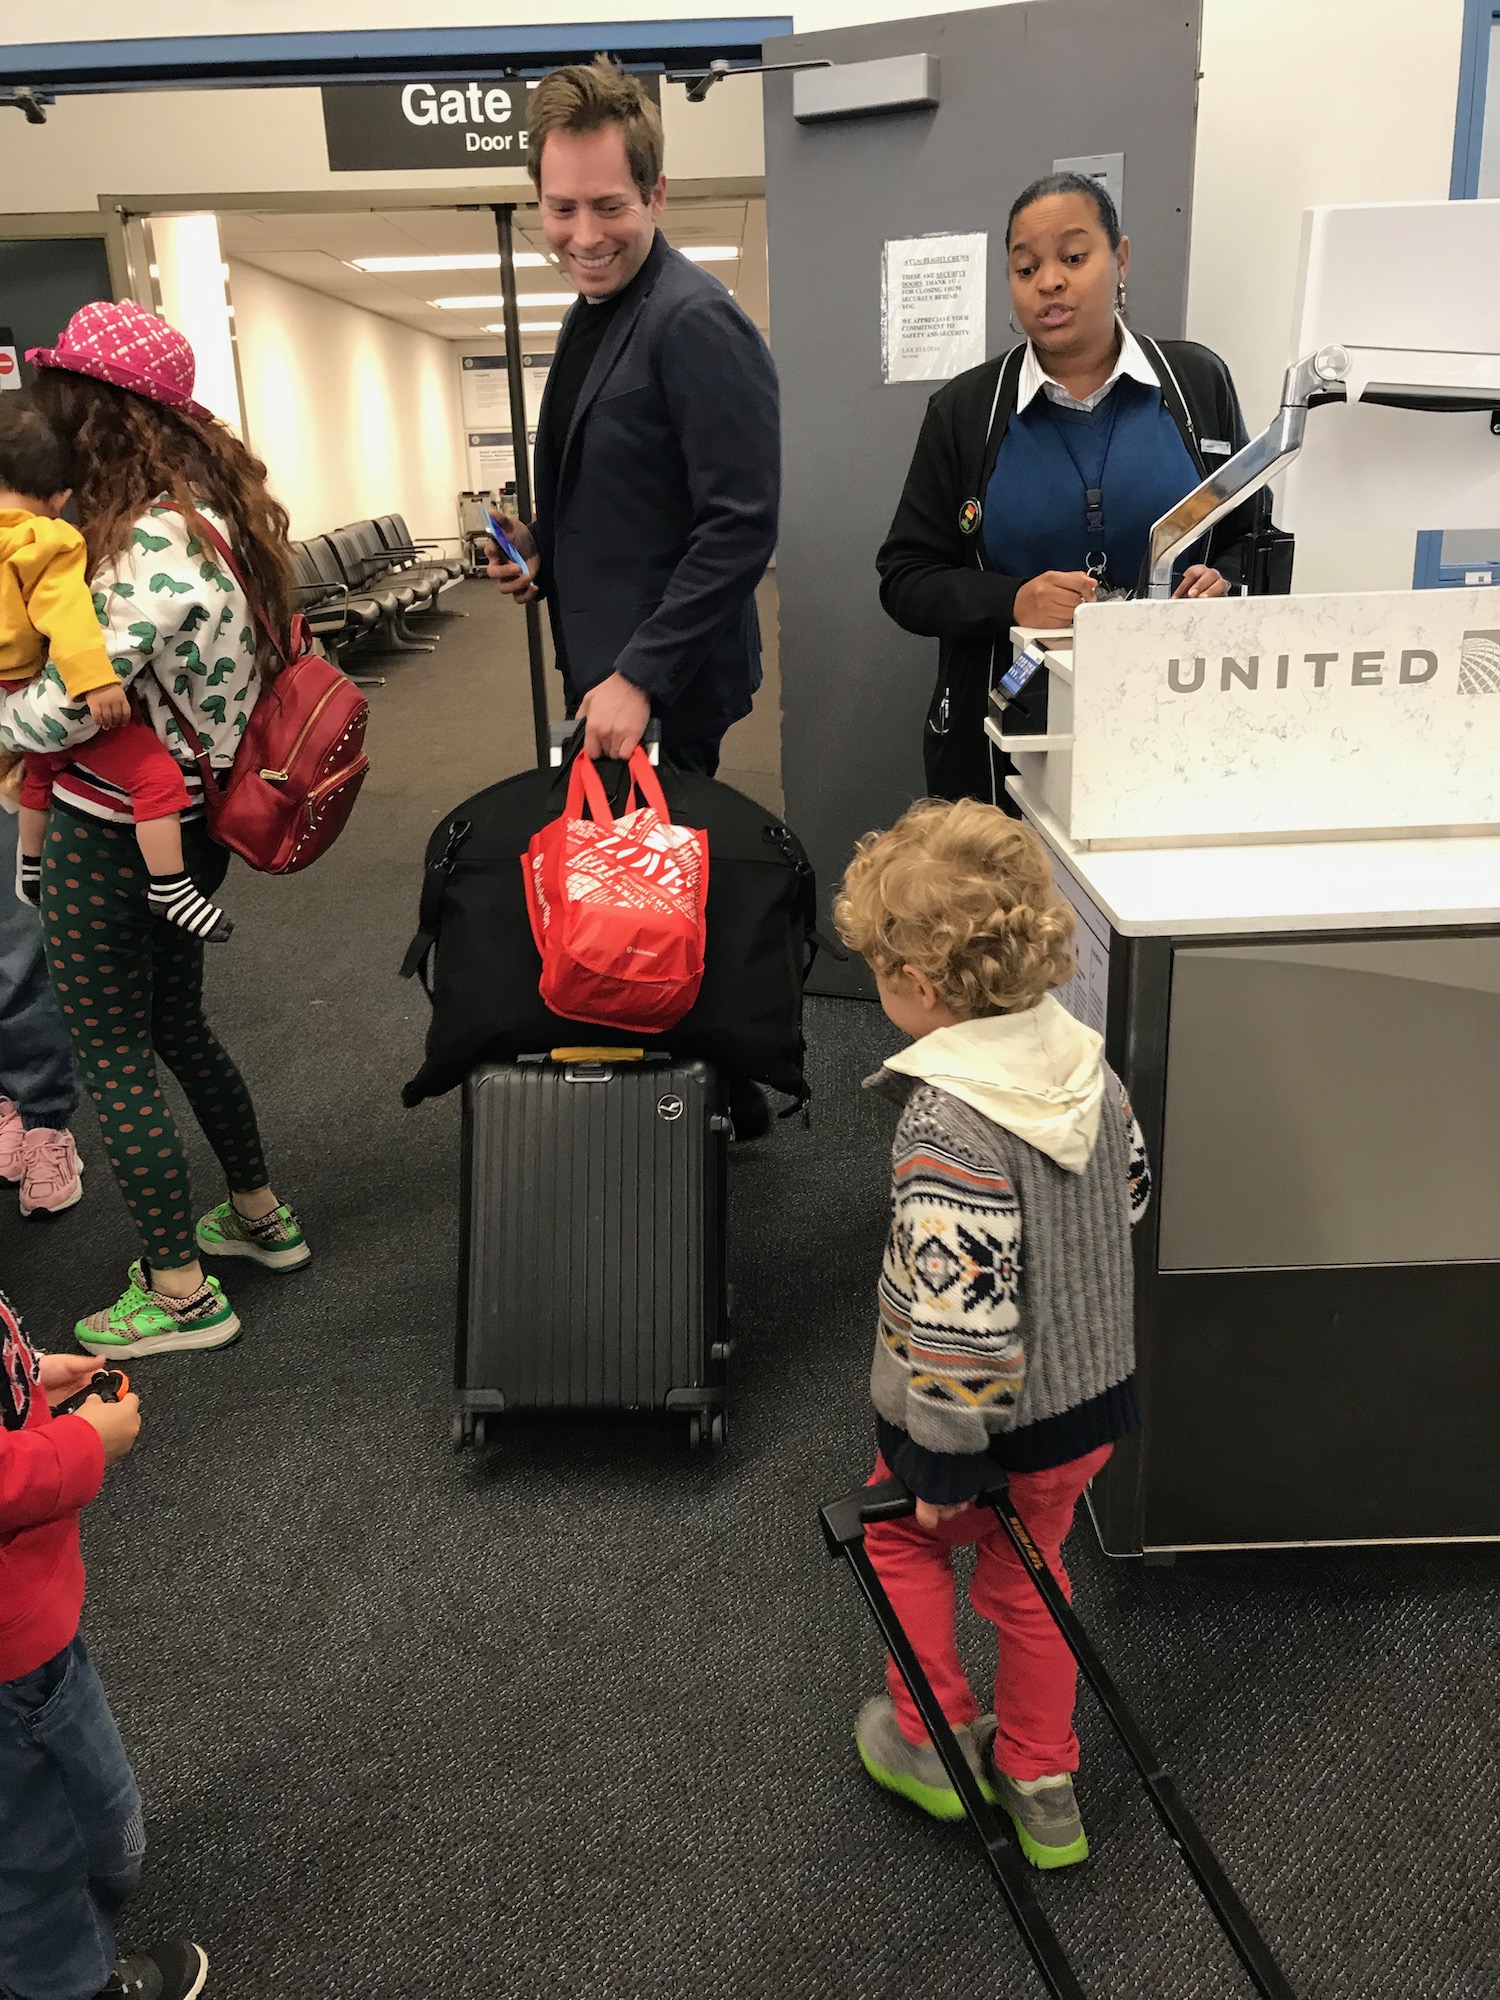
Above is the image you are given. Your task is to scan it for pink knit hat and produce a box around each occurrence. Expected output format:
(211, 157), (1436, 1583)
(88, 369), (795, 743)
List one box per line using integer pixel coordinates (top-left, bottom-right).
(27, 300), (211, 421)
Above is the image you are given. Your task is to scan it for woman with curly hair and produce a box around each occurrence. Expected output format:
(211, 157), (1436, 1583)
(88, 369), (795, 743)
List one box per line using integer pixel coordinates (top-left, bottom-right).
(830, 799), (1151, 1868)
(0, 301), (310, 1353)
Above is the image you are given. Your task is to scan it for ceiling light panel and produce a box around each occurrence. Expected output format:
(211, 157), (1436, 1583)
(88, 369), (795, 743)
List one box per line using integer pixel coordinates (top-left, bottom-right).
(433, 292), (576, 310)
(350, 253), (548, 273)
(482, 321), (563, 335)
(678, 246), (740, 263)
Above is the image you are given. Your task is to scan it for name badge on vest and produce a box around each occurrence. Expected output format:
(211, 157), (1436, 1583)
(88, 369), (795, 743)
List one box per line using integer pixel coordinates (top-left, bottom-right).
(959, 497), (981, 536)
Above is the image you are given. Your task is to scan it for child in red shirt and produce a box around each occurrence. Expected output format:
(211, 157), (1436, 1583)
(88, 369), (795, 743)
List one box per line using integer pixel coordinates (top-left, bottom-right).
(0, 1288), (207, 2000)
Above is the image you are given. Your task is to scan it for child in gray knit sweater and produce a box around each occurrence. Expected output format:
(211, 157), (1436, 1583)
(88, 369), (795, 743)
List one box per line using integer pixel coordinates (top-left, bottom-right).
(833, 799), (1150, 1869)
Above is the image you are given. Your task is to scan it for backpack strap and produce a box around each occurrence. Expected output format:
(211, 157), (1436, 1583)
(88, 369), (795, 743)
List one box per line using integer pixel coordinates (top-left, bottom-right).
(187, 512), (289, 665)
(147, 667), (222, 809)
(399, 816), (473, 995)
(163, 506), (291, 668)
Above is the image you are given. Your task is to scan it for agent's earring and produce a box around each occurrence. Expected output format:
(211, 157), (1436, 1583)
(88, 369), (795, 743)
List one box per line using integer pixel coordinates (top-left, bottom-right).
(1116, 281), (1127, 314)
(1008, 310), (1020, 333)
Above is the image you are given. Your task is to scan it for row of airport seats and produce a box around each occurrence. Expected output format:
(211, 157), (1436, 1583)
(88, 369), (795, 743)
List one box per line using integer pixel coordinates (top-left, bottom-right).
(291, 514), (468, 667)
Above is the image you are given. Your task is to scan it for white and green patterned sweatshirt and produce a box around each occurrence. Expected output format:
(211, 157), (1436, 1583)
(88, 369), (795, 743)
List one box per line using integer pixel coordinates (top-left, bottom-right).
(0, 502), (262, 823)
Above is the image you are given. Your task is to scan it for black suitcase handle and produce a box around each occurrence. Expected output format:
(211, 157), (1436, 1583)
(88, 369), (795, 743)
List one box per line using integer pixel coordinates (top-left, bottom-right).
(820, 1470), (1300, 2000)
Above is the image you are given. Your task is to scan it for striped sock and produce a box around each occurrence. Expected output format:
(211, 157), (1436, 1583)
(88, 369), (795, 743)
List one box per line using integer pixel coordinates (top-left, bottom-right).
(147, 871), (234, 942)
(18, 854), (40, 905)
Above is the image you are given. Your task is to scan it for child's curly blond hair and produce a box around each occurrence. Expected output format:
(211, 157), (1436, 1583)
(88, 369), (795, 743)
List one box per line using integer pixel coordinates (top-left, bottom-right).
(833, 798), (1076, 1017)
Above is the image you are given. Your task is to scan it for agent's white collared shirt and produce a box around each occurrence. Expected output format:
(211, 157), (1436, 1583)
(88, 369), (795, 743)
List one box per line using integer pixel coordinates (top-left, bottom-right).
(1015, 318), (1160, 415)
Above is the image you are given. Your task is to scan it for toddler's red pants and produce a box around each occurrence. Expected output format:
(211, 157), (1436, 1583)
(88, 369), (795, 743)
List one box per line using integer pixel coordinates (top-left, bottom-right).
(863, 1443), (1112, 1782)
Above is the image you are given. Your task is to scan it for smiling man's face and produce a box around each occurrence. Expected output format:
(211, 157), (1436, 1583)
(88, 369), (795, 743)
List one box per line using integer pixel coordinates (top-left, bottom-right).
(538, 123), (666, 302)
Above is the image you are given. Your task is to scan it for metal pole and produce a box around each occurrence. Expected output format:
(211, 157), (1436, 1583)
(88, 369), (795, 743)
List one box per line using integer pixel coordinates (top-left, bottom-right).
(491, 202), (551, 768)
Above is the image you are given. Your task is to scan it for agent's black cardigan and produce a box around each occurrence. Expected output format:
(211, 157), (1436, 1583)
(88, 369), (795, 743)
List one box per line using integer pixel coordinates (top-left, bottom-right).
(876, 335), (1264, 805)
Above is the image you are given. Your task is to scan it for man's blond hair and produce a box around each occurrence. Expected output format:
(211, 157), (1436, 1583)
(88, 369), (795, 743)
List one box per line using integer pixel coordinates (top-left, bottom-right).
(834, 799), (1077, 1017)
(527, 57), (664, 201)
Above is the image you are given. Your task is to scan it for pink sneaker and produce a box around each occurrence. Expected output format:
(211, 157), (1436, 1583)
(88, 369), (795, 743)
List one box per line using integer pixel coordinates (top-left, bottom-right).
(0, 1099), (23, 1183)
(19, 1126), (83, 1218)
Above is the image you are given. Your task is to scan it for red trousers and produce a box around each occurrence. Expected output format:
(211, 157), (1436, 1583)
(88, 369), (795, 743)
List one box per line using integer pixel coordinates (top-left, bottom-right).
(864, 1443), (1112, 1782)
(22, 721), (189, 823)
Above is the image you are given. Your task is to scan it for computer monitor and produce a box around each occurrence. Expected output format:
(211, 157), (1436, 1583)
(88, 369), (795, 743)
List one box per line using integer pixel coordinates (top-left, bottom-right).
(1278, 199), (1500, 534)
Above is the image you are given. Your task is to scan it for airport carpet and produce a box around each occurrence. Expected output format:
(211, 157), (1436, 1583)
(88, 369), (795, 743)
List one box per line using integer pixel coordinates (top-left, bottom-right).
(3, 583), (1495, 2000)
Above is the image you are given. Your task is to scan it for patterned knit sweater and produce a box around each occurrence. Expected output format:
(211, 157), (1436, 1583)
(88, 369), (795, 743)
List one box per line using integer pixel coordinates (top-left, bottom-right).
(868, 1044), (1150, 1501)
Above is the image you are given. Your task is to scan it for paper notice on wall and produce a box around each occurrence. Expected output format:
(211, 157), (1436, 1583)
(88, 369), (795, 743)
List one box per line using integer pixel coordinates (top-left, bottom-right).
(460, 356), (511, 425)
(881, 232), (986, 385)
(466, 428), (541, 497)
(467, 432), (514, 493)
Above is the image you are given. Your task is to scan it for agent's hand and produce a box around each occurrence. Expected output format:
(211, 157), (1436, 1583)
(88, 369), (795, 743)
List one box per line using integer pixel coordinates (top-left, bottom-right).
(85, 683), (131, 730)
(577, 673), (652, 761)
(914, 1497), (971, 1532)
(484, 514), (540, 605)
(1172, 564), (1229, 601)
(73, 1391), (141, 1467)
(1013, 571), (1097, 630)
(39, 1352), (102, 1407)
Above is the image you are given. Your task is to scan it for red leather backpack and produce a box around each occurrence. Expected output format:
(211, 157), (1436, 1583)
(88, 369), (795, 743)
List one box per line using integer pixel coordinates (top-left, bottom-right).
(154, 514), (369, 875)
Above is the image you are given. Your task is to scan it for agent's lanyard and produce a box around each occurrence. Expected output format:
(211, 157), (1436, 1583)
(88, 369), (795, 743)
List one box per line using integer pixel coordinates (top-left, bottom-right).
(1046, 389), (1124, 589)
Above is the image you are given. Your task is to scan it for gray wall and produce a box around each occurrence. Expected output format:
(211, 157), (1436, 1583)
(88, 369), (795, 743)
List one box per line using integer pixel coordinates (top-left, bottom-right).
(0, 238), (114, 385)
(763, 0), (1201, 993)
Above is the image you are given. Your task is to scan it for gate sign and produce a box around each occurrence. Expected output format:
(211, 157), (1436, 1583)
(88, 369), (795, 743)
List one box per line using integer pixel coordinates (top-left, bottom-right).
(0, 327), (19, 393)
(322, 75), (661, 172)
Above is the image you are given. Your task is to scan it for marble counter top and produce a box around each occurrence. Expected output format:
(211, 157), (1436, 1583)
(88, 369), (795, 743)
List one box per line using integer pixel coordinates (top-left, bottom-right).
(1011, 781), (1500, 937)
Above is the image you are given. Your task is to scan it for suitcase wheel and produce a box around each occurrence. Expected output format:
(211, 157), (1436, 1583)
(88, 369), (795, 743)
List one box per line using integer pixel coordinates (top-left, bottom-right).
(452, 1411), (491, 1452)
(688, 1411), (729, 1451)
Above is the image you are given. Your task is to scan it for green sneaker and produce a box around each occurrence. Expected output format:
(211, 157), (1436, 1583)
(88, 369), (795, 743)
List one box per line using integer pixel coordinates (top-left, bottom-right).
(77, 1268), (241, 1356)
(196, 1199), (310, 1272)
(991, 1768), (1090, 1870)
(971, 1715), (1090, 1868)
(854, 1695), (999, 1822)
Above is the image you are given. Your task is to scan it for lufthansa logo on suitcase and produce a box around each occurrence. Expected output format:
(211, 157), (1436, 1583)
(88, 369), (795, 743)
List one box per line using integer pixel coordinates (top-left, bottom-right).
(656, 1095), (685, 1122)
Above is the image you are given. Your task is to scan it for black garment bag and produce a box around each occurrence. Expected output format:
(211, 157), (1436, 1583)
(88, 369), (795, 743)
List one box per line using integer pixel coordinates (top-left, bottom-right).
(819, 1467), (1300, 2000)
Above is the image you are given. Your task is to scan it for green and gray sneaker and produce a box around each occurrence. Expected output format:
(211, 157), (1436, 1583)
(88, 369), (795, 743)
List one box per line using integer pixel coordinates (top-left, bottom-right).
(196, 1199), (310, 1272)
(970, 1714), (1090, 1867)
(854, 1695), (999, 1822)
(990, 1768), (1090, 1870)
(77, 1267), (241, 1357)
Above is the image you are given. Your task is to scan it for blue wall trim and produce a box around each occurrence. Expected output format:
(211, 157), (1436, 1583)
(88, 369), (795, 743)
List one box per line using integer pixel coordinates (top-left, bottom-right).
(1413, 530), (1446, 591)
(1416, 2), (1497, 583)
(0, 20), (793, 90)
(1450, 0), (1498, 198)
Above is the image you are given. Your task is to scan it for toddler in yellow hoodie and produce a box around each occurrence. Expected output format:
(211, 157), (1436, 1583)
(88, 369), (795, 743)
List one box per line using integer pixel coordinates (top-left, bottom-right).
(0, 396), (230, 941)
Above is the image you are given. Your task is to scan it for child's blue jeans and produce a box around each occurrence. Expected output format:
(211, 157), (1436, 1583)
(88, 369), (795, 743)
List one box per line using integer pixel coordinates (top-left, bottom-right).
(0, 1638), (143, 2000)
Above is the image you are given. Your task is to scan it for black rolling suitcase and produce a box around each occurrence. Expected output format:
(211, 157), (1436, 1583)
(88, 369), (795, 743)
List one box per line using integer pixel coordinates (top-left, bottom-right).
(820, 1468), (1300, 2000)
(454, 1052), (731, 1452)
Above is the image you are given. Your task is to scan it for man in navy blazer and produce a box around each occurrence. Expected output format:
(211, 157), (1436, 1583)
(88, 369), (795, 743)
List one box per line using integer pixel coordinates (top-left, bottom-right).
(491, 59), (781, 775)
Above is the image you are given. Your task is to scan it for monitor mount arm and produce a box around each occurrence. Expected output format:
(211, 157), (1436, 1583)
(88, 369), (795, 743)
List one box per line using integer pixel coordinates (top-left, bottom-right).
(1145, 345), (1351, 598)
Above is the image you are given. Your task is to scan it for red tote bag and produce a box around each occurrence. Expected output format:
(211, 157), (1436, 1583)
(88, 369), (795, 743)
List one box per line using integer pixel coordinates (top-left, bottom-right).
(523, 747), (709, 1035)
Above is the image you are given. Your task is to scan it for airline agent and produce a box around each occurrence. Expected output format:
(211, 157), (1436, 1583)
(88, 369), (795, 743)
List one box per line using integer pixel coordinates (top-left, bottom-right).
(878, 171), (1265, 808)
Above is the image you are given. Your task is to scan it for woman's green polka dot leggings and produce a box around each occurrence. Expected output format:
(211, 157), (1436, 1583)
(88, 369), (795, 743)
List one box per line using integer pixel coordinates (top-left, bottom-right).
(42, 808), (269, 1271)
